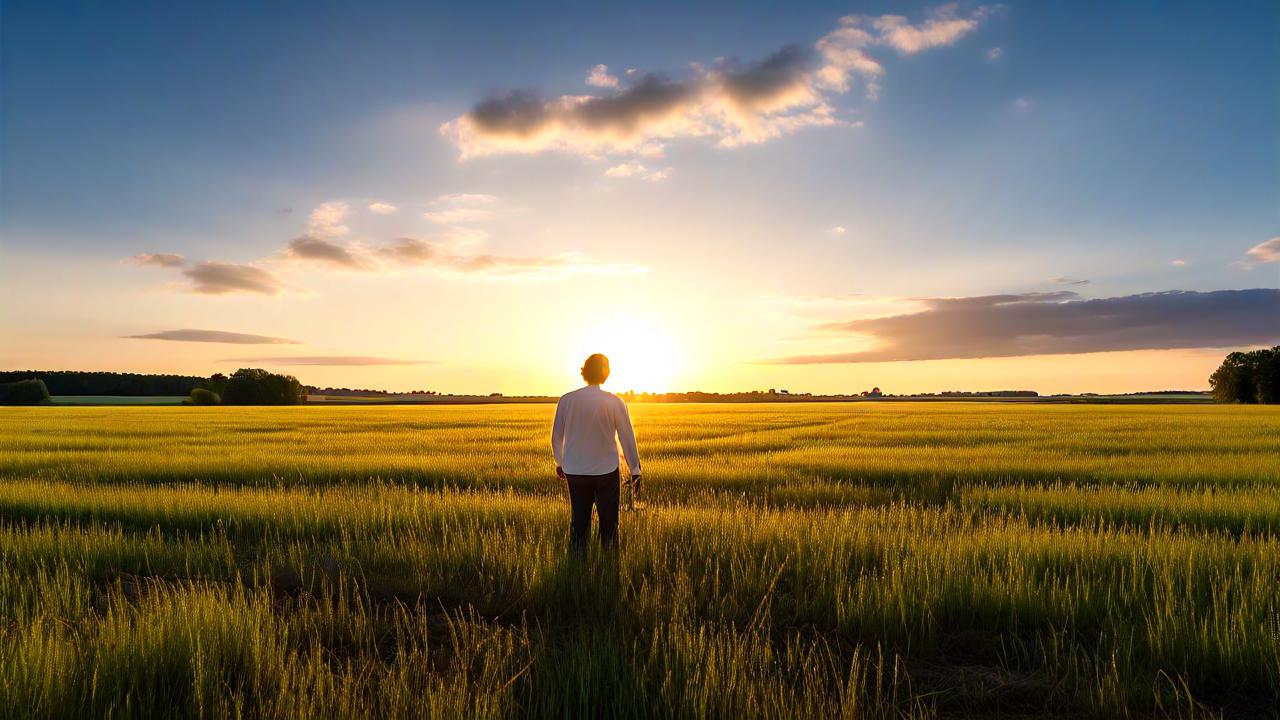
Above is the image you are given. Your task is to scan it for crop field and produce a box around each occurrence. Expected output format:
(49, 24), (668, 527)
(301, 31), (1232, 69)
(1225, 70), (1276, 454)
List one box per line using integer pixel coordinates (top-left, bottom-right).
(1, 403), (1279, 718)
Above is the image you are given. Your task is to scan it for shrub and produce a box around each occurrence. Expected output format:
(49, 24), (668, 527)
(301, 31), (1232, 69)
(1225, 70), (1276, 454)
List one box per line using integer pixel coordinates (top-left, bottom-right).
(184, 388), (221, 406)
(221, 368), (306, 406)
(0, 379), (51, 405)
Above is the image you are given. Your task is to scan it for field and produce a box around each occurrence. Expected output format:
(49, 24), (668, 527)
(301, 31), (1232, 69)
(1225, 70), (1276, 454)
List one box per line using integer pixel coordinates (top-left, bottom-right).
(2, 403), (1278, 718)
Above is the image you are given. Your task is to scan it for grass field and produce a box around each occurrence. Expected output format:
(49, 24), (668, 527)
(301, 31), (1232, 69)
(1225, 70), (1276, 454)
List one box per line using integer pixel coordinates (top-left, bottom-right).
(1, 403), (1278, 718)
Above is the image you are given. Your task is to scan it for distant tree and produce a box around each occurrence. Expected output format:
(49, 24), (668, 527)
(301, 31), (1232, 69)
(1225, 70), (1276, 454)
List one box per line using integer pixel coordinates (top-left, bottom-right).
(221, 368), (306, 405)
(184, 387), (221, 406)
(1210, 347), (1280, 403)
(0, 379), (50, 405)
(202, 373), (229, 396)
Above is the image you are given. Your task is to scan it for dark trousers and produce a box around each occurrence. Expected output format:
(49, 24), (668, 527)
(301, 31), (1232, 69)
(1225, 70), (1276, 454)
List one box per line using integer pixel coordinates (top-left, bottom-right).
(566, 468), (620, 551)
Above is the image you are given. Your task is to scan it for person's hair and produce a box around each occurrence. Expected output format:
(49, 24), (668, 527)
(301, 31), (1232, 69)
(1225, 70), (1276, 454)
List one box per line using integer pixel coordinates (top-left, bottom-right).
(581, 353), (610, 385)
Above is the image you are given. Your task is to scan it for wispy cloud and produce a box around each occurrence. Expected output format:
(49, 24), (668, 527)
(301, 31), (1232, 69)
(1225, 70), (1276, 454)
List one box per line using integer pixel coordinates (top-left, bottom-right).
(771, 289), (1280, 363)
(1050, 276), (1089, 286)
(603, 160), (670, 181)
(182, 262), (283, 295)
(367, 201), (397, 214)
(422, 207), (494, 223)
(986, 47), (1003, 61)
(586, 64), (619, 88)
(829, 225), (848, 235)
(125, 252), (185, 268)
(220, 356), (433, 366)
(441, 5), (992, 158)
(376, 237), (645, 279)
(125, 329), (299, 344)
(1171, 259), (1188, 267)
(1242, 237), (1280, 267)
(432, 193), (498, 206)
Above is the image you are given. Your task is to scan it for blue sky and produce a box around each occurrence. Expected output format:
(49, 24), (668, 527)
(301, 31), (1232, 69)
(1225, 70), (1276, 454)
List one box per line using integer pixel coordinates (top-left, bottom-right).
(1, 1), (1277, 393)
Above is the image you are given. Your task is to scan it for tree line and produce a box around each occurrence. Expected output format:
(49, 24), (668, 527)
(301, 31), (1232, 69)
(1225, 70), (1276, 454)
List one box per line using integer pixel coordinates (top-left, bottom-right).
(0, 368), (306, 406)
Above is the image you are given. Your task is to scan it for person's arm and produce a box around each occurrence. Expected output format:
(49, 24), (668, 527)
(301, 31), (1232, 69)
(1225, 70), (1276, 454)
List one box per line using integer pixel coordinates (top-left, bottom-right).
(551, 398), (567, 480)
(614, 398), (641, 479)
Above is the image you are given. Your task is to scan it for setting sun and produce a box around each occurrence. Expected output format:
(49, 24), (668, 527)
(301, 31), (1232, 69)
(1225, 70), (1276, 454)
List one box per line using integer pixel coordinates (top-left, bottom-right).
(565, 315), (685, 392)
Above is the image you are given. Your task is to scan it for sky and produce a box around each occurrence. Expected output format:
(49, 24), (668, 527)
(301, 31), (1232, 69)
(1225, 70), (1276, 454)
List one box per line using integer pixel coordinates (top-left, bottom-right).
(1, 0), (1278, 395)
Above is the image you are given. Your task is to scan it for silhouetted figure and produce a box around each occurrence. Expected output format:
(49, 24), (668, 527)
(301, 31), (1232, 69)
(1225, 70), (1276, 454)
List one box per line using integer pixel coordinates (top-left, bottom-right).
(551, 353), (642, 552)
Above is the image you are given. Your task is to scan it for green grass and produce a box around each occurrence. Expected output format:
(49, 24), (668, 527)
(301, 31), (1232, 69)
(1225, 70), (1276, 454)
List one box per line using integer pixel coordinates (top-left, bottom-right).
(1, 403), (1278, 718)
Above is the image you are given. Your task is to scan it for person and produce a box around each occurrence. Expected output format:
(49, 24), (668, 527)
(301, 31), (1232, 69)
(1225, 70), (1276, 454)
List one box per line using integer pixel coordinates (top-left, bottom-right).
(551, 353), (641, 552)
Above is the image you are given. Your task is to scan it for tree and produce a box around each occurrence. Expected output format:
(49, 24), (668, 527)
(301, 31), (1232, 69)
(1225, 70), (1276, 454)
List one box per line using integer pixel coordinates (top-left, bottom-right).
(221, 368), (306, 405)
(1210, 347), (1280, 404)
(184, 387), (221, 405)
(0, 379), (50, 405)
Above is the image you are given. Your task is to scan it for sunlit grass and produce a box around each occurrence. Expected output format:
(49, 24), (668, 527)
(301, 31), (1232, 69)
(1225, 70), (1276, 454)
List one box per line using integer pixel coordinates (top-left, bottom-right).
(1, 403), (1277, 717)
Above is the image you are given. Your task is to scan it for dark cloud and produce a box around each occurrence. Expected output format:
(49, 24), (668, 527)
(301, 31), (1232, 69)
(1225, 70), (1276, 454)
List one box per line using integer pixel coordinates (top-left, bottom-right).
(720, 45), (815, 110)
(126, 252), (185, 268)
(377, 238), (437, 264)
(286, 236), (368, 268)
(220, 356), (433, 366)
(124, 329), (300, 344)
(182, 262), (283, 295)
(1050, 276), (1090, 286)
(775, 289), (1280, 363)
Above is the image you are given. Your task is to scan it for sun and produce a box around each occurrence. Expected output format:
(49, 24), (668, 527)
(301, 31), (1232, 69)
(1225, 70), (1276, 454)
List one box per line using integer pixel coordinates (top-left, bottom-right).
(565, 314), (684, 393)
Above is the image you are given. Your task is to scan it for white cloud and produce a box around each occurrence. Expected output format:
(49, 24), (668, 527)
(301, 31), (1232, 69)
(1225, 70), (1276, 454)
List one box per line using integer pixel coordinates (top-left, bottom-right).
(586, 64), (619, 88)
(1171, 259), (1187, 267)
(376, 237), (646, 280)
(830, 226), (847, 235)
(307, 201), (350, 237)
(987, 47), (1003, 61)
(432, 193), (498, 206)
(368, 201), (397, 214)
(1013, 97), (1033, 111)
(442, 5), (994, 158)
(423, 207), (494, 224)
(603, 161), (670, 181)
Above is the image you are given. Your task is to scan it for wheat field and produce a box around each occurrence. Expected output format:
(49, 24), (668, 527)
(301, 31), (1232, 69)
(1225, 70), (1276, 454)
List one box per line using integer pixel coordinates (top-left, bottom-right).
(2, 403), (1278, 718)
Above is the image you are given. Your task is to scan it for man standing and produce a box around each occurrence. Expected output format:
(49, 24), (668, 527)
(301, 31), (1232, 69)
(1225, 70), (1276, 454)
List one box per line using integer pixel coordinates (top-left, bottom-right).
(551, 353), (642, 552)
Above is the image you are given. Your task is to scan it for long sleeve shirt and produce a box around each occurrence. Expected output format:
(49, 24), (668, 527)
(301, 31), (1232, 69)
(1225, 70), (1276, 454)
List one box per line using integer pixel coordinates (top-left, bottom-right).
(551, 384), (641, 476)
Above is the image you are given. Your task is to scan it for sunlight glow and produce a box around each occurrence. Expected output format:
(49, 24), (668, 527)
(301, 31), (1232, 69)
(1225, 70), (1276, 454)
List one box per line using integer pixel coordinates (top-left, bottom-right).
(564, 314), (685, 393)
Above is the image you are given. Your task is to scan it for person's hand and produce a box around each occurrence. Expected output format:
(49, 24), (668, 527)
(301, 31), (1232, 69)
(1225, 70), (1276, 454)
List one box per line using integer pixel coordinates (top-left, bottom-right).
(630, 474), (642, 493)
(556, 466), (567, 481)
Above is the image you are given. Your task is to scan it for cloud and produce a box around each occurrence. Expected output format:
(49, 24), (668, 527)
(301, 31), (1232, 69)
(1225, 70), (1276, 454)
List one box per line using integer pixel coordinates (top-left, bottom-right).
(285, 236), (372, 269)
(1243, 237), (1280, 267)
(1050, 276), (1089, 286)
(442, 5), (992, 158)
(874, 5), (995, 54)
(124, 329), (299, 344)
(422, 207), (494, 223)
(125, 252), (185, 268)
(586, 64), (619, 88)
(432, 193), (498, 206)
(1013, 97), (1033, 111)
(830, 226), (848, 235)
(182, 262), (284, 295)
(219, 356), (432, 366)
(603, 160), (670, 181)
(772, 289), (1280, 363)
(368, 201), (397, 214)
(376, 237), (646, 279)
(307, 201), (350, 237)
(986, 47), (1003, 61)
(1171, 259), (1188, 267)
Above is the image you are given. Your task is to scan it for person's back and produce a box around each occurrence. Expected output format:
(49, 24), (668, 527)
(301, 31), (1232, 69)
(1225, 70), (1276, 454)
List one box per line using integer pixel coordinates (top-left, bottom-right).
(551, 353), (641, 551)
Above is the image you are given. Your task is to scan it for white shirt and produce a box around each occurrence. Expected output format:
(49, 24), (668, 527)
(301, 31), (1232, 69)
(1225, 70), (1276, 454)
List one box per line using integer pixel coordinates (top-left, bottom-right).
(551, 384), (641, 477)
